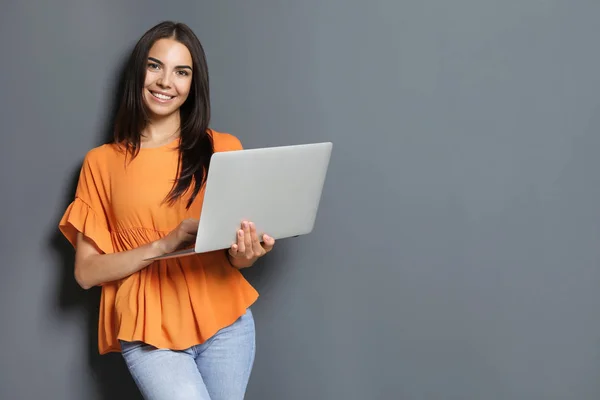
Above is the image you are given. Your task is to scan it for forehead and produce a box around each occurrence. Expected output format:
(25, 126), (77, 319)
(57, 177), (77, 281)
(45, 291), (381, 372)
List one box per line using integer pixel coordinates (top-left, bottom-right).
(148, 38), (192, 65)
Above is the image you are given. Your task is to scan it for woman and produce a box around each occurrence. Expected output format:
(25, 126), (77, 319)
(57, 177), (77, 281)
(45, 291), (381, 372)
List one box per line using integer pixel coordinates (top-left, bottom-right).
(58, 21), (274, 400)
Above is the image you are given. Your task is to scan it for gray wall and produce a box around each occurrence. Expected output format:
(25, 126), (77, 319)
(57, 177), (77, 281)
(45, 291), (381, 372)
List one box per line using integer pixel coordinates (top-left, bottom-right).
(2, 1), (600, 399)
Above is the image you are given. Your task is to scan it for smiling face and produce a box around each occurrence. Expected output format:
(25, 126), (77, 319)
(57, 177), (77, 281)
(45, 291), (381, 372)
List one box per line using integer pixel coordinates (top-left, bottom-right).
(143, 38), (193, 119)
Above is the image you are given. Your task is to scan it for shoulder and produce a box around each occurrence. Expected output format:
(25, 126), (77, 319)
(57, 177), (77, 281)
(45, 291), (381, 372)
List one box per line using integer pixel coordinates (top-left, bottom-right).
(73, 145), (117, 198)
(78, 144), (122, 182)
(82, 143), (121, 169)
(209, 129), (244, 152)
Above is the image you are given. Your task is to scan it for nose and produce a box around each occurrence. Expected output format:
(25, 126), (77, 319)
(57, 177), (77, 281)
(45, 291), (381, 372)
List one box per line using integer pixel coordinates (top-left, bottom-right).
(156, 70), (172, 88)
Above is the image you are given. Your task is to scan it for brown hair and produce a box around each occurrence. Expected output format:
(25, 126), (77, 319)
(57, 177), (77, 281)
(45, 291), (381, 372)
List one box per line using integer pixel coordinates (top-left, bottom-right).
(113, 21), (213, 209)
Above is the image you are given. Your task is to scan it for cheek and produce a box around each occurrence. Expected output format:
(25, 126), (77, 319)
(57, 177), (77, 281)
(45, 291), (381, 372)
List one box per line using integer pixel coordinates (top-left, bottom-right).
(176, 80), (193, 100)
(143, 73), (154, 88)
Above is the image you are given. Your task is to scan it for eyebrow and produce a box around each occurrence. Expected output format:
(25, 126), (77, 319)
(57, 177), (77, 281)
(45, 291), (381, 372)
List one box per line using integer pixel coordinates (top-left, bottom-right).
(148, 57), (192, 71)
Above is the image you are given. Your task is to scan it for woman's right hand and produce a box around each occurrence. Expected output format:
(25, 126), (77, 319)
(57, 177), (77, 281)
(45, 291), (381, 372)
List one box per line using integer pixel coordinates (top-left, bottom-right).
(156, 218), (199, 254)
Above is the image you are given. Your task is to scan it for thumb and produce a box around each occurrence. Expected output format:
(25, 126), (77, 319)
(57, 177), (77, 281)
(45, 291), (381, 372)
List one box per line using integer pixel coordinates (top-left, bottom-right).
(262, 234), (275, 251)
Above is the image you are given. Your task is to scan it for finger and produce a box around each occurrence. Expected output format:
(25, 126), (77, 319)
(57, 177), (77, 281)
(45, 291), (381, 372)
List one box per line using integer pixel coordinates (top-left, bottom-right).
(243, 222), (253, 257)
(236, 229), (245, 255)
(183, 219), (199, 231)
(262, 234), (275, 252)
(249, 222), (263, 255)
(180, 219), (198, 236)
(178, 231), (197, 245)
(228, 243), (239, 257)
(183, 233), (196, 244)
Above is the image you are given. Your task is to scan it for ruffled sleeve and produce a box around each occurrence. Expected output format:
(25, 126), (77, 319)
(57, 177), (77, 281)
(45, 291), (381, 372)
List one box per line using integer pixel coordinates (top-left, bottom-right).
(58, 150), (113, 254)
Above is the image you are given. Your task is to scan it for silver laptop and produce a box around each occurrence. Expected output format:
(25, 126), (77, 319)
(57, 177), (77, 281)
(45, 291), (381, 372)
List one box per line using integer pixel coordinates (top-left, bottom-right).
(146, 141), (333, 260)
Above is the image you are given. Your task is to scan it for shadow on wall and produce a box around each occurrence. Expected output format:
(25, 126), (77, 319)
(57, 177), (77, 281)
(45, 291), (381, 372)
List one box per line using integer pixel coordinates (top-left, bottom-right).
(47, 51), (143, 400)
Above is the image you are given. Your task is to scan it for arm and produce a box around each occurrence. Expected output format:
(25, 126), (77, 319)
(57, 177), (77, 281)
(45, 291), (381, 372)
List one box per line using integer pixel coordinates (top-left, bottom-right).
(74, 233), (164, 289)
(74, 219), (198, 289)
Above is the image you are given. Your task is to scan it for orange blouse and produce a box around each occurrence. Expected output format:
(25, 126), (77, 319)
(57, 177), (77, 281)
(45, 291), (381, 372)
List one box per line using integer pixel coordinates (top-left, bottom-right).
(58, 130), (259, 355)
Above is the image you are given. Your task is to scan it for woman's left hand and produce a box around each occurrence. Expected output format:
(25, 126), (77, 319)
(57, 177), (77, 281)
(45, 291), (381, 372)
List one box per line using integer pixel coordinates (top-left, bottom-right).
(227, 221), (275, 269)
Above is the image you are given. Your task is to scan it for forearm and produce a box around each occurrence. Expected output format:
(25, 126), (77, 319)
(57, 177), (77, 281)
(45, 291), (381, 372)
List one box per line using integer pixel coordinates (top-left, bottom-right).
(75, 238), (164, 289)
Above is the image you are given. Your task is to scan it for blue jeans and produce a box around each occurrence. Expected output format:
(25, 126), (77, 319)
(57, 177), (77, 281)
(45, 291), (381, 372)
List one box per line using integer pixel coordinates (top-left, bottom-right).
(119, 308), (256, 400)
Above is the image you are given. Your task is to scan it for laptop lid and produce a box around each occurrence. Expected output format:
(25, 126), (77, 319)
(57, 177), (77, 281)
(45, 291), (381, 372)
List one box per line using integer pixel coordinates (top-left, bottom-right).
(194, 142), (333, 253)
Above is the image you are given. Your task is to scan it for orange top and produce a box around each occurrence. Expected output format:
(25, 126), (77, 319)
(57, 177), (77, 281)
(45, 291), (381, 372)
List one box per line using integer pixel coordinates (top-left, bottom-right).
(58, 130), (259, 355)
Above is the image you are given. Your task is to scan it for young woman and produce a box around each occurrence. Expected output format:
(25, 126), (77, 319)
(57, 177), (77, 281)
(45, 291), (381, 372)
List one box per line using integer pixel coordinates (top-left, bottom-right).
(58, 21), (275, 400)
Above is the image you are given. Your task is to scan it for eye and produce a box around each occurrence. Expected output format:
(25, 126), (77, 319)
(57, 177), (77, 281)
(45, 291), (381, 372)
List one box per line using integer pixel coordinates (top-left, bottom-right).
(176, 70), (190, 77)
(147, 63), (160, 70)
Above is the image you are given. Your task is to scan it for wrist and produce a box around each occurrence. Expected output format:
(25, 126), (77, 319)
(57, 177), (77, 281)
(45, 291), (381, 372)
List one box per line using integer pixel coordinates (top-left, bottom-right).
(152, 238), (169, 255)
(226, 251), (255, 269)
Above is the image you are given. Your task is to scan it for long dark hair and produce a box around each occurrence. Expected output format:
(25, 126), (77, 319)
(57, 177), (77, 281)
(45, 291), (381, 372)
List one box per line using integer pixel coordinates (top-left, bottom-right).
(113, 21), (213, 209)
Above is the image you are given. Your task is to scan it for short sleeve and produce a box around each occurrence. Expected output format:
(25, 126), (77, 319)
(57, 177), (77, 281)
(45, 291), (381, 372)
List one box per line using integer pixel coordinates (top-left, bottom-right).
(212, 131), (243, 152)
(58, 150), (113, 254)
(228, 135), (243, 151)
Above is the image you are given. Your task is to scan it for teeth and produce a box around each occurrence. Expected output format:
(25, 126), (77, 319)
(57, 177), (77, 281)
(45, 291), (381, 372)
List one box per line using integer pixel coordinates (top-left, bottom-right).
(152, 92), (173, 100)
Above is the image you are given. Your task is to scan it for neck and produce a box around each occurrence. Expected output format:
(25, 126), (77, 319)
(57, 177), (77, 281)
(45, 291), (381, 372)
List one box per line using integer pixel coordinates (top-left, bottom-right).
(142, 112), (181, 146)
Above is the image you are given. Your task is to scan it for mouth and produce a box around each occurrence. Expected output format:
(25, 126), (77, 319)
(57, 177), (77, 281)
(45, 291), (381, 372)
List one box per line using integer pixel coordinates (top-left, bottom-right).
(149, 90), (175, 101)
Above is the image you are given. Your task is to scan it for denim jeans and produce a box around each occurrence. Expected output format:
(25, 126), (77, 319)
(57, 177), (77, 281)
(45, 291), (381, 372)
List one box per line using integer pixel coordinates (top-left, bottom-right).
(119, 308), (256, 400)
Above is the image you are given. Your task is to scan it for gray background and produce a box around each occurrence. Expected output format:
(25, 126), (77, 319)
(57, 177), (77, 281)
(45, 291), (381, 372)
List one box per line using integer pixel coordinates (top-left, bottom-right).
(2, 0), (600, 399)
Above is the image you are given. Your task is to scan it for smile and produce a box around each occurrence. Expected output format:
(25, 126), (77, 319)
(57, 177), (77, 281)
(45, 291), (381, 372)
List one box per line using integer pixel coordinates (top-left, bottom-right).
(150, 91), (175, 100)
